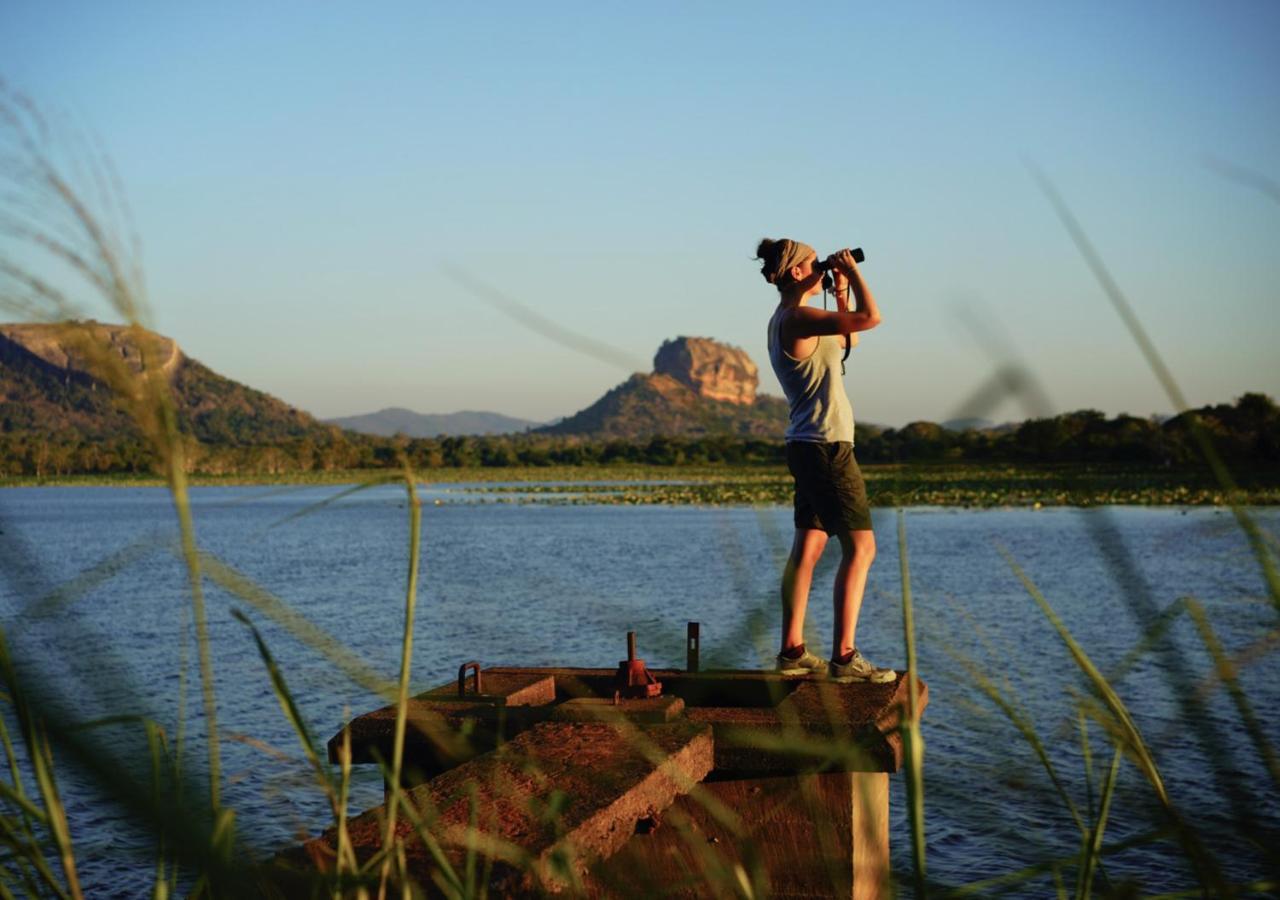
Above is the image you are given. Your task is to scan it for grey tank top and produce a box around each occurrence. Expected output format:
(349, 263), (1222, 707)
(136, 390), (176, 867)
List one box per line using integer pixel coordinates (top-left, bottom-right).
(767, 306), (855, 444)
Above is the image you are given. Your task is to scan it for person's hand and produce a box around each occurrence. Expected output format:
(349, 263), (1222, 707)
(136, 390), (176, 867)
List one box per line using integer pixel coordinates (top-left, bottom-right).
(831, 248), (860, 279)
(823, 251), (853, 295)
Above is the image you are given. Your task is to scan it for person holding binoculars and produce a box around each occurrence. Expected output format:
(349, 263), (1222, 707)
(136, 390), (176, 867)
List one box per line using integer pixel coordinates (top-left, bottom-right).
(757, 238), (895, 683)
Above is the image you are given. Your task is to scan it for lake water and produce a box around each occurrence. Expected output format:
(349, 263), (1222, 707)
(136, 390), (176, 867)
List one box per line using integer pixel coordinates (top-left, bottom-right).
(1, 485), (1277, 896)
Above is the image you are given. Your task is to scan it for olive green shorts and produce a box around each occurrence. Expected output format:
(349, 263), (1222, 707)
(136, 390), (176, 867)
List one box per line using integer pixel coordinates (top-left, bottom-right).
(784, 441), (873, 533)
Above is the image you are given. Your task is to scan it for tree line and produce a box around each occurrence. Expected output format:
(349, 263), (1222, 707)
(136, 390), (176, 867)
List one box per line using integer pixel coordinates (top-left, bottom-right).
(3, 393), (1276, 478)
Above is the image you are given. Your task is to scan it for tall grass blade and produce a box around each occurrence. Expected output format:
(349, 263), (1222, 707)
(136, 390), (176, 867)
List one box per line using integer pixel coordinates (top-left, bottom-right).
(897, 510), (927, 896)
(1053, 865), (1068, 900)
(1144, 880), (1279, 900)
(1202, 155), (1280, 205)
(143, 719), (173, 900)
(0, 800), (69, 895)
(1102, 596), (1192, 686)
(28, 725), (81, 899)
(1076, 745), (1121, 900)
(371, 753), (465, 895)
(229, 613), (383, 896)
(268, 474), (403, 530)
(333, 716), (364, 895)
(1028, 161), (1280, 614)
(1002, 549), (1166, 797)
(946, 828), (1169, 896)
(167, 453), (221, 815)
(197, 551), (393, 699)
(1000, 547), (1226, 893)
(440, 264), (645, 372)
(1182, 598), (1280, 787)
(1077, 710), (1095, 825)
(377, 468), (424, 899)
(23, 538), (156, 619)
(0, 628), (80, 899)
(464, 783), (479, 900)
(0, 775), (48, 827)
(0, 830), (47, 898)
(944, 645), (1086, 837)
(2, 88), (233, 877)
(230, 610), (339, 806)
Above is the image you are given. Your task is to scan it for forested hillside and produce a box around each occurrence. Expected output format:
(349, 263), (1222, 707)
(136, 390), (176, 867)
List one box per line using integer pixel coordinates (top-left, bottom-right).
(2, 322), (1277, 478)
(0, 323), (355, 475)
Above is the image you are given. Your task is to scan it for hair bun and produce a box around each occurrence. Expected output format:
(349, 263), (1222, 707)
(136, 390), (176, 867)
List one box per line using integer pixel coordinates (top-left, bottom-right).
(756, 238), (779, 283)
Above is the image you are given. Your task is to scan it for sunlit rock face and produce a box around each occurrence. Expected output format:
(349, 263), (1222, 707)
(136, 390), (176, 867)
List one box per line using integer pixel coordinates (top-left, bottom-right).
(652, 337), (757, 406)
(0, 321), (181, 381)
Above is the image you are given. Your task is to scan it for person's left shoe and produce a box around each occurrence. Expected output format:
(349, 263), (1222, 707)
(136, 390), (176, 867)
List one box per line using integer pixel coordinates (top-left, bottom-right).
(776, 646), (829, 676)
(828, 649), (897, 684)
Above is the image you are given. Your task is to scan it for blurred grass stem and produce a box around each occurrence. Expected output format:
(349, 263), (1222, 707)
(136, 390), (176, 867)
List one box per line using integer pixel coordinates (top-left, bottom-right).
(1028, 161), (1280, 613)
(897, 510), (927, 896)
(376, 467), (423, 899)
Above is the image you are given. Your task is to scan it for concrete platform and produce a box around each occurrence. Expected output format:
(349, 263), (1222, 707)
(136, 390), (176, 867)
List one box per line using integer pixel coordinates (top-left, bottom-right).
(285, 662), (927, 898)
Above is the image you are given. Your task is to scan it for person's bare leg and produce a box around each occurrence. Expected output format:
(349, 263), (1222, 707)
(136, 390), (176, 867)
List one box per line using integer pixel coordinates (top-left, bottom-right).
(781, 528), (828, 652)
(832, 529), (876, 658)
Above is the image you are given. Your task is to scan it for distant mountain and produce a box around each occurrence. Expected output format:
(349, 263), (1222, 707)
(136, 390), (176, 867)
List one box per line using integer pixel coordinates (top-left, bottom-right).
(537, 336), (789, 439)
(328, 408), (541, 437)
(0, 321), (338, 444)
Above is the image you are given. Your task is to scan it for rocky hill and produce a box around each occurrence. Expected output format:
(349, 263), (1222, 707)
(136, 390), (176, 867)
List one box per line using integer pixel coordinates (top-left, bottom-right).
(0, 321), (337, 444)
(539, 336), (789, 438)
(652, 337), (758, 404)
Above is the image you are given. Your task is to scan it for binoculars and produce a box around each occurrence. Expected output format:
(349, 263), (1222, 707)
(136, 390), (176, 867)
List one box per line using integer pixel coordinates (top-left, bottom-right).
(813, 247), (865, 272)
(816, 247), (865, 291)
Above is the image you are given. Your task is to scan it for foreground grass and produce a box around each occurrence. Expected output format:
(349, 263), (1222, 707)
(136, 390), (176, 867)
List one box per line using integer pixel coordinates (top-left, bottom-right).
(5, 462), (1278, 507)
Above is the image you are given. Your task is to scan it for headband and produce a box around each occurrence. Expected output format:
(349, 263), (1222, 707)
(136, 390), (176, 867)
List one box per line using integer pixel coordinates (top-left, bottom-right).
(765, 239), (815, 285)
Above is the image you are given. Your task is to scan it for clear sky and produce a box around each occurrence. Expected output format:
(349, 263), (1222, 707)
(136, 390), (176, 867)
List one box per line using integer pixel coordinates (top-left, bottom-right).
(3, 1), (1278, 427)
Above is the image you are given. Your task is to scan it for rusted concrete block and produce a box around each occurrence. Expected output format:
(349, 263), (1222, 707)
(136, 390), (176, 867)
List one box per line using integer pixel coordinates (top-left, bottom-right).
(662, 669), (800, 708)
(585, 771), (889, 900)
(304, 720), (714, 894)
(551, 696), (686, 724)
(328, 670), (559, 770)
(422, 672), (557, 707)
(685, 676), (927, 775)
(481, 666), (623, 699)
(325, 697), (549, 772)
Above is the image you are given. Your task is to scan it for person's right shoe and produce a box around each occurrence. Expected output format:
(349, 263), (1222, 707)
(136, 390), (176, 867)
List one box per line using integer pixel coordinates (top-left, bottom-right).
(775, 646), (829, 676)
(829, 649), (897, 684)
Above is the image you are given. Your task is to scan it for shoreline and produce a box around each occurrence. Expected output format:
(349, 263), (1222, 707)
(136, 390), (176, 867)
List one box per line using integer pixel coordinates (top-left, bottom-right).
(3, 463), (1276, 507)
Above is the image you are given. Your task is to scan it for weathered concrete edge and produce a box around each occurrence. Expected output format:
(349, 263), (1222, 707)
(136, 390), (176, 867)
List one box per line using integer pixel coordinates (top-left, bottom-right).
(517, 723), (716, 893)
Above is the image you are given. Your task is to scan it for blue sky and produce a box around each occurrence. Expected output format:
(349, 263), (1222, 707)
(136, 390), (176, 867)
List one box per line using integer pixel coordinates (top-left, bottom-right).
(3, 2), (1278, 426)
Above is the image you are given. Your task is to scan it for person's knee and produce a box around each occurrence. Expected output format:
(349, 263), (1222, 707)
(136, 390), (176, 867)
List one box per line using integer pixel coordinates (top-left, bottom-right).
(794, 534), (827, 567)
(841, 531), (876, 567)
(798, 535), (829, 563)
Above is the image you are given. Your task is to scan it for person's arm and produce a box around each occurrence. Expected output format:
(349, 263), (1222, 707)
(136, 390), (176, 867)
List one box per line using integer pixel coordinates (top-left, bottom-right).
(786, 249), (881, 338)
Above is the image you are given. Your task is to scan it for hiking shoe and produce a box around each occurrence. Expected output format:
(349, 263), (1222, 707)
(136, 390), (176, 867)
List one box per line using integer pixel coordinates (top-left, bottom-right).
(775, 647), (829, 676)
(829, 650), (897, 684)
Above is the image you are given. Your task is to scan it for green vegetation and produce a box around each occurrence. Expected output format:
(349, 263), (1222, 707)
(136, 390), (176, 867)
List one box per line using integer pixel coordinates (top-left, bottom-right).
(6, 462), (1278, 507)
(4, 393), (1276, 490)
